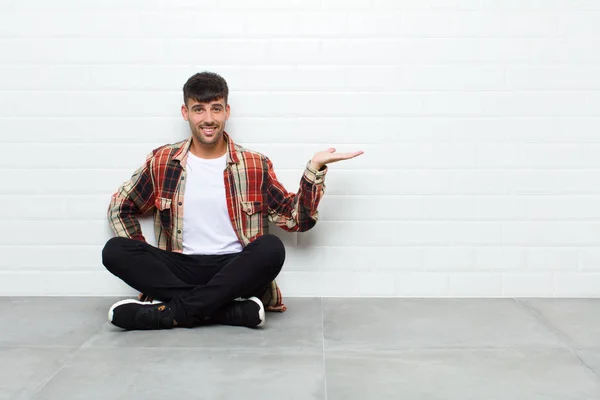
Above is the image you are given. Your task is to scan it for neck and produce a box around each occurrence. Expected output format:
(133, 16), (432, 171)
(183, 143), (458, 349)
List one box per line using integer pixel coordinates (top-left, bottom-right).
(189, 137), (227, 159)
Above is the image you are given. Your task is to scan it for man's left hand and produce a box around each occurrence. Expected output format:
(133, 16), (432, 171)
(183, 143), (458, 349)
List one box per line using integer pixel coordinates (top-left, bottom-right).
(310, 148), (364, 170)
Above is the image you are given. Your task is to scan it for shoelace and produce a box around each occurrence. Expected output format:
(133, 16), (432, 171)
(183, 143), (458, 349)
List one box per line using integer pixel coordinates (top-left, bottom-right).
(221, 301), (256, 325)
(137, 305), (169, 329)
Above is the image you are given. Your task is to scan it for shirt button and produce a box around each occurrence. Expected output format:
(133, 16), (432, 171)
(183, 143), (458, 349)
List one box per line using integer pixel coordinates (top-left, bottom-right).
(177, 230), (181, 234)
(178, 202), (182, 206)
(181, 176), (184, 180)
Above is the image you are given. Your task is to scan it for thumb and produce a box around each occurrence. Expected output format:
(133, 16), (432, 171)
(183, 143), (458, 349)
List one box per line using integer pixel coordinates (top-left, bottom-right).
(327, 147), (336, 153)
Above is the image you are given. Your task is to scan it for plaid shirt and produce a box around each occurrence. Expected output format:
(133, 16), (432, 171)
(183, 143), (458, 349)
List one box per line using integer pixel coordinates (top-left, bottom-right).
(107, 132), (327, 310)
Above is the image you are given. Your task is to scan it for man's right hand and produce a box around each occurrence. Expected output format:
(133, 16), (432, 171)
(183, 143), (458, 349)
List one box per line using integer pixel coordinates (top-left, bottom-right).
(137, 293), (154, 302)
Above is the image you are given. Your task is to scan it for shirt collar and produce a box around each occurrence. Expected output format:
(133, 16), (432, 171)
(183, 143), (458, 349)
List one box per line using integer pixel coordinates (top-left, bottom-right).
(173, 131), (239, 165)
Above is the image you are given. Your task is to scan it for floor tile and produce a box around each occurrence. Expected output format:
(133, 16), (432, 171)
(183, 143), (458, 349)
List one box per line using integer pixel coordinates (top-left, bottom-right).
(326, 349), (600, 400)
(32, 348), (325, 400)
(323, 298), (563, 351)
(0, 297), (119, 347)
(0, 347), (76, 400)
(3, 296), (598, 399)
(520, 299), (600, 349)
(85, 297), (323, 350)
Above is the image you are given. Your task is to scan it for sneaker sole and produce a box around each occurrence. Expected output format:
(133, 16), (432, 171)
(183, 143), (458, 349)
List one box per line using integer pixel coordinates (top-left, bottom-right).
(247, 296), (266, 328)
(108, 298), (162, 323)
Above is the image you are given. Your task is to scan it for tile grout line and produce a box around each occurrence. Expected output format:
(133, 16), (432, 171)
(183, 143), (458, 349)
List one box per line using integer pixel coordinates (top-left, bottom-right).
(28, 323), (105, 399)
(28, 346), (82, 399)
(514, 298), (600, 380)
(321, 297), (328, 400)
(0, 344), (84, 350)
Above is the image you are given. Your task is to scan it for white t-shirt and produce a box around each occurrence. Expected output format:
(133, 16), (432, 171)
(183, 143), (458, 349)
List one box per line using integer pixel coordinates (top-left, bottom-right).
(182, 152), (243, 255)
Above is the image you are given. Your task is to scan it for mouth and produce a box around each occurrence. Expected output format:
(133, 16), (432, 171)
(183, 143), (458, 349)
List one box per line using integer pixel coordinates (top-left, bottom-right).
(200, 126), (217, 135)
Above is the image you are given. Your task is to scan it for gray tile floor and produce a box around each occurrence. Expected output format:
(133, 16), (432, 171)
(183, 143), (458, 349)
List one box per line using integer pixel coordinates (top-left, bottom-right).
(1, 297), (600, 400)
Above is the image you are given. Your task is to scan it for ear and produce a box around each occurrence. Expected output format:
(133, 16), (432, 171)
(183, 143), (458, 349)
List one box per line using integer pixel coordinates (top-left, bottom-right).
(225, 104), (231, 120)
(181, 104), (189, 121)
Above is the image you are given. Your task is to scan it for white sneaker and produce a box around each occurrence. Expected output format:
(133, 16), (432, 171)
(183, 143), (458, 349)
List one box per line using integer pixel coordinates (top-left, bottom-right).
(212, 297), (265, 328)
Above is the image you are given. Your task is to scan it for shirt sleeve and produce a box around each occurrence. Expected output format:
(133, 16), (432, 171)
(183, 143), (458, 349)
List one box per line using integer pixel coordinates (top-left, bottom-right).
(265, 158), (327, 232)
(107, 153), (156, 241)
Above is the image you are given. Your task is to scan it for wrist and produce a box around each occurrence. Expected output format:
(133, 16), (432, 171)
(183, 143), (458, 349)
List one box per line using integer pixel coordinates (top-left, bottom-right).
(310, 160), (324, 171)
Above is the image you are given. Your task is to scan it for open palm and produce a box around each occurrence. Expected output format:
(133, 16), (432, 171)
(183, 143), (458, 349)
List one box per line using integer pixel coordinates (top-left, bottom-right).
(311, 148), (364, 169)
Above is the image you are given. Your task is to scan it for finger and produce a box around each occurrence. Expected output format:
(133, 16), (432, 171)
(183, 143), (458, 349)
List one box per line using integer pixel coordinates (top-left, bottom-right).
(327, 147), (336, 153)
(333, 151), (364, 160)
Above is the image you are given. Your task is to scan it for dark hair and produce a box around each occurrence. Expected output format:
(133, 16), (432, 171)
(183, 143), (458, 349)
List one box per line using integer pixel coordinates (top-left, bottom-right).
(183, 72), (229, 106)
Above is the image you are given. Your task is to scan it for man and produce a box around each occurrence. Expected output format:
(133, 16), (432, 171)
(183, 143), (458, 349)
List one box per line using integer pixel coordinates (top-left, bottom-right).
(102, 72), (363, 331)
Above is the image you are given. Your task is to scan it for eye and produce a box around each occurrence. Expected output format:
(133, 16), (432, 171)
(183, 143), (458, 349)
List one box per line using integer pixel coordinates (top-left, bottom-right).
(212, 107), (222, 113)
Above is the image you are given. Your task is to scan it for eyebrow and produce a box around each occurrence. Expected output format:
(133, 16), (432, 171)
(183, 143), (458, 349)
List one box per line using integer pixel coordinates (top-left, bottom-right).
(192, 103), (224, 109)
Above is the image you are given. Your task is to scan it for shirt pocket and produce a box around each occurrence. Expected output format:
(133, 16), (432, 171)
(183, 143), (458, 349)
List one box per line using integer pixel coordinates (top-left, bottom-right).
(155, 197), (172, 211)
(155, 197), (172, 230)
(240, 200), (263, 240)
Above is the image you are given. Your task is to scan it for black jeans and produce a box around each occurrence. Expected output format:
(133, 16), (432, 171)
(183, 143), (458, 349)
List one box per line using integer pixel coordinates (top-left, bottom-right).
(101, 234), (285, 327)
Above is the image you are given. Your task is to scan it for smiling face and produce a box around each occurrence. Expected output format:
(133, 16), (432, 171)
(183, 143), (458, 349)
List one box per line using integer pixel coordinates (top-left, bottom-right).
(181, 98), (230, 148)
(181, 72), (231, 157)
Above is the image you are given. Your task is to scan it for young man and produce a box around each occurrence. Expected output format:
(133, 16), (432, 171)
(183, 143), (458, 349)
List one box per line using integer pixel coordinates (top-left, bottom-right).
(102, 72), (363, 331)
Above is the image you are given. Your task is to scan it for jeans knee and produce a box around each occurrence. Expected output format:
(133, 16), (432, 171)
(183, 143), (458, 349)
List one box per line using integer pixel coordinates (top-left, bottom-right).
(258, 234), (286, 266)
(101, 237), (129, 271)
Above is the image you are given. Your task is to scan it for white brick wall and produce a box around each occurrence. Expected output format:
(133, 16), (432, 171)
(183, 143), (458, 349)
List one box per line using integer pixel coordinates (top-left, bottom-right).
(1, 0), (600, 297)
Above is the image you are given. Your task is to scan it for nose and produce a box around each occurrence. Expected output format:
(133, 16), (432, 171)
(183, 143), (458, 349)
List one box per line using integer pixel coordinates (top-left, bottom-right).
(203, 110), (215, 124)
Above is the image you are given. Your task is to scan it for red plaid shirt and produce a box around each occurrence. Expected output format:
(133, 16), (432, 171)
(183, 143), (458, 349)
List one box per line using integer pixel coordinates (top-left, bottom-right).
(108, 132), (327, 310)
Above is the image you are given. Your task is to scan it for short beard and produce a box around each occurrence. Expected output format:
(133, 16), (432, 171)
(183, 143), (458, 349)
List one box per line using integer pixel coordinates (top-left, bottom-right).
(190, 123), (224, 146)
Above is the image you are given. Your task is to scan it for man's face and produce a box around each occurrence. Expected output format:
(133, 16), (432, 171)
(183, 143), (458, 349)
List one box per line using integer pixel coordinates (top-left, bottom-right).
(181, 98), (230, 147)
